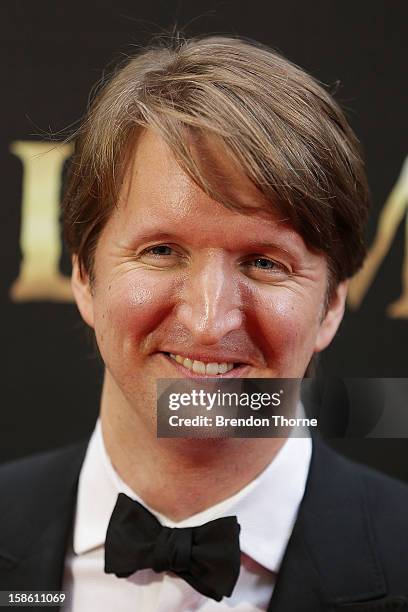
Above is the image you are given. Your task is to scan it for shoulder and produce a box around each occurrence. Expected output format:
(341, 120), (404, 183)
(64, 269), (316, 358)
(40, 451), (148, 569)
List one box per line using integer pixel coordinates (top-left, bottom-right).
(312, 435), (408, 494)
(314, 437), (408, 520)
(312, 439), (408, 587)
(352, 455), (408, 557)
(0, 440), (89, 483)
(357, 457), (408, 508)
(326, 442), (408, 519)
(0, 441), (89, 516)
(0, 441), (90, 588)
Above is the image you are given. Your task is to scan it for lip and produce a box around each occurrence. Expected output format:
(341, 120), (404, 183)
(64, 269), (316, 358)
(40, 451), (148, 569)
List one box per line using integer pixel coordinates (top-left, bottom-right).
(160, 352), (252, 378)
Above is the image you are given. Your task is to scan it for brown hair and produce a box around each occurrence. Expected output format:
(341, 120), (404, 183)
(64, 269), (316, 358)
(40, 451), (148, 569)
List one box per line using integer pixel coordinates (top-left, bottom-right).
(62, 35), (370, 291)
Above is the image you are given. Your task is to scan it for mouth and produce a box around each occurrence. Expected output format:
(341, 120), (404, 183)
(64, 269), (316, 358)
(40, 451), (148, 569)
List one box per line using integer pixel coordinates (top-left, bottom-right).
(160, 352), (251, 378)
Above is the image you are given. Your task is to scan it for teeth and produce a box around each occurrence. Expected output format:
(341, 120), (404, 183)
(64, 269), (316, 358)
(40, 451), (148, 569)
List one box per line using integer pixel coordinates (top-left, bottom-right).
(169, 354), (235, 375)
(192, 361), (206, 374)
(205, 362), (220, 375)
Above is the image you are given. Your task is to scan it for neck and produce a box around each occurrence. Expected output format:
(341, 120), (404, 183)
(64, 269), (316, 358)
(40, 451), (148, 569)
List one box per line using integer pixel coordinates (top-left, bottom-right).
(100, 374), (287, 521)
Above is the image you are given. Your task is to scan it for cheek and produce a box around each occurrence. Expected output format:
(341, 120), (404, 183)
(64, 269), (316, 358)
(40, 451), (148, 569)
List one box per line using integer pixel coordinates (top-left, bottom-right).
(94, 273), (175, 349)
(248, 287), (321, 365)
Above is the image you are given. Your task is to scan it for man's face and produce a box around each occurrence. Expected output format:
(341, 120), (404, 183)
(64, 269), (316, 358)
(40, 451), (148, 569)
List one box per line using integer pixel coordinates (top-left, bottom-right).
(72, 129), (347, 421)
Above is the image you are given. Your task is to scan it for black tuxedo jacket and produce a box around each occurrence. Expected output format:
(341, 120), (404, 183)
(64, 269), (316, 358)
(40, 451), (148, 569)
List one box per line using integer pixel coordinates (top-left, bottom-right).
(1, 436), (408, 612)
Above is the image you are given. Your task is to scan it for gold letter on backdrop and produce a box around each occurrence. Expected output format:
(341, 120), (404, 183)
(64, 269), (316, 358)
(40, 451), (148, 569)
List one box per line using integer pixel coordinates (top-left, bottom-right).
(348, 155), (408, 318)
(9, 141), (74, 302)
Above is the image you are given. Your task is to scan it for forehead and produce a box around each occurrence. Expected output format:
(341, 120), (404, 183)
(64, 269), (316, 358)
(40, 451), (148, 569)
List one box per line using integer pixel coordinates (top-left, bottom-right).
(122, 128), (269, 212)
(112, 128), (310, 256)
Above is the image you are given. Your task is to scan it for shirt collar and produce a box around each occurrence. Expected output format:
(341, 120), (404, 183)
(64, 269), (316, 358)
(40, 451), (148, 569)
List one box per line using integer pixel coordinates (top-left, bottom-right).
(73, 419), (311, 573)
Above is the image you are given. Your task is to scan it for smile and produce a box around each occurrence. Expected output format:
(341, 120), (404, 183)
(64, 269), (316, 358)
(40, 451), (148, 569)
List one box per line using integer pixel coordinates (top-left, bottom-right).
(161, 352), (250, 378)
(169, 353), (234, 375)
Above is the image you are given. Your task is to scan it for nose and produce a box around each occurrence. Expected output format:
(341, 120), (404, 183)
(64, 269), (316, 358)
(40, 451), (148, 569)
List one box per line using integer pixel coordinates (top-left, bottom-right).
(176, 254), (244, 345)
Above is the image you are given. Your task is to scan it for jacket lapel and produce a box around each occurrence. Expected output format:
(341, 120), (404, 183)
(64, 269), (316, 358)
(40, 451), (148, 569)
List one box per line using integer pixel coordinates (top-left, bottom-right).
(268, 437), (396, 611)
(0, 440), (88, 590)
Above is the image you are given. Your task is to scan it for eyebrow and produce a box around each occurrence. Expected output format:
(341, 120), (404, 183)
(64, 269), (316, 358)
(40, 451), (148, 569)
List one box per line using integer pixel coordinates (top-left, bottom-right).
(243, 239), (303, 252)
(131, 231), (177, 243)
(231, 234), (308, 259)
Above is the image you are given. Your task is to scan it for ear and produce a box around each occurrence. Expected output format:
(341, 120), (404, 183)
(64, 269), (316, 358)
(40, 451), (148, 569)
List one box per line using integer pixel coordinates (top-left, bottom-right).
(314, 280), (349, 353)
(71, 255), (95, 329)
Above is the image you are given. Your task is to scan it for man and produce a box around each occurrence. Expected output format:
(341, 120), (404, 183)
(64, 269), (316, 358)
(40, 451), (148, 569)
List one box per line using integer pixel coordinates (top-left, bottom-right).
(1, 36), (408, 611)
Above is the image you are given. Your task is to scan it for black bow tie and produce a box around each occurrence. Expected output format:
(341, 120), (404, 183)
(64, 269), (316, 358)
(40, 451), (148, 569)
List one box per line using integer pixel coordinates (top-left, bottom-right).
(104, 493), (241, 602)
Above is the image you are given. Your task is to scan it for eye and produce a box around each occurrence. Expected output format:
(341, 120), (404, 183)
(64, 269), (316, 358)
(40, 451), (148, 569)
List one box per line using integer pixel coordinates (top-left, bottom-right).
(243, 256), (290, 278)
(145, 245), (173, 256)
(252, 257), (278, 270)
(138, 244), (184, 268)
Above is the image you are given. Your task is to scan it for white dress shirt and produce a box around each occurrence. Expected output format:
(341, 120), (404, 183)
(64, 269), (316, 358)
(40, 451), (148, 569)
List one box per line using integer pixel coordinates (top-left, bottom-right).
(62, 421), (311, 611)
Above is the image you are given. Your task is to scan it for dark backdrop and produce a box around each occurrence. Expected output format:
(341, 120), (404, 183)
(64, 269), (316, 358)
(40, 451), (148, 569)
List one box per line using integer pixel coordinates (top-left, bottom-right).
(1, 1), (407, 480)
